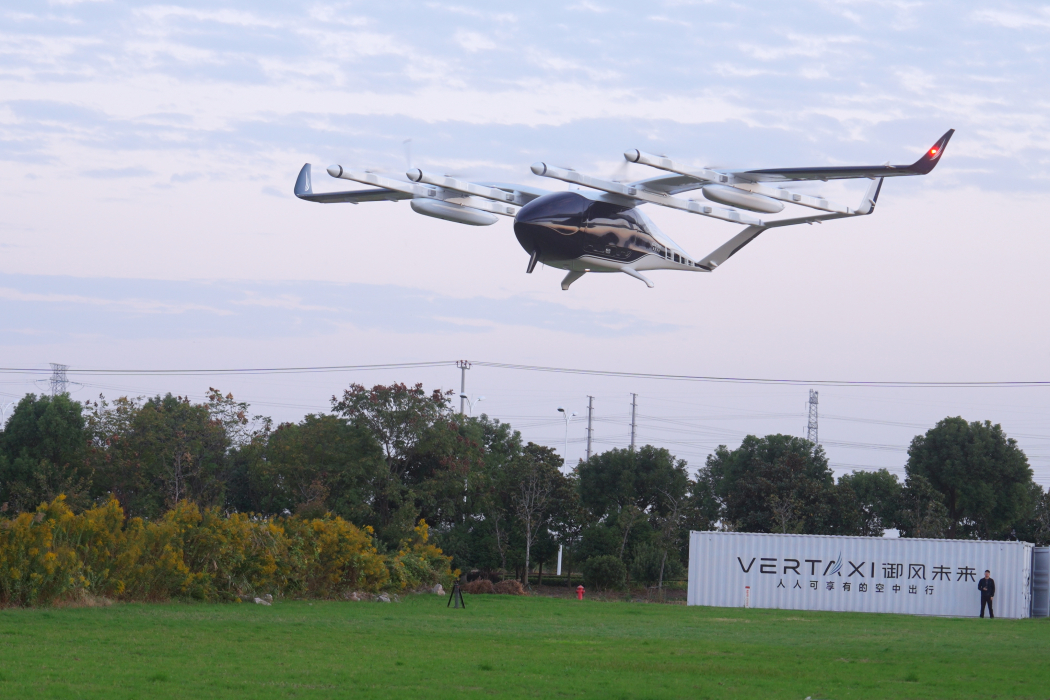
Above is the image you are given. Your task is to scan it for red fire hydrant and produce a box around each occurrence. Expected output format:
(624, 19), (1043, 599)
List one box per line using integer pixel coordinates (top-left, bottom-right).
(576, 585), (585, 600)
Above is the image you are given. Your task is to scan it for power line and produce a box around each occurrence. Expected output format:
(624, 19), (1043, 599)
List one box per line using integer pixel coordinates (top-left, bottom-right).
(0, 360), (1048, 387)
(469, 362), (1050, 388)
(0, 361), (456, 377)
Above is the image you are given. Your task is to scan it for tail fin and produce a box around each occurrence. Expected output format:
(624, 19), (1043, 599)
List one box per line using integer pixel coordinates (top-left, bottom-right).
(907, 129), (954, 174)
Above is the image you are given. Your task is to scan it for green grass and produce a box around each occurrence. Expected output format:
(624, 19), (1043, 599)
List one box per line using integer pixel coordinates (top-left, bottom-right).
(1, 596), (1048, 699)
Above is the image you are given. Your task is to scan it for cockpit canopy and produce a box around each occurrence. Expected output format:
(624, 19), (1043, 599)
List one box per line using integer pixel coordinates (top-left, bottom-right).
(515, 192), (686, 254)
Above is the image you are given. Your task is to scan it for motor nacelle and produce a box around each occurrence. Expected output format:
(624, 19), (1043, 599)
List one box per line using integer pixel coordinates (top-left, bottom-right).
(409, 198), (498, 226)
(701, 184), (784, 214)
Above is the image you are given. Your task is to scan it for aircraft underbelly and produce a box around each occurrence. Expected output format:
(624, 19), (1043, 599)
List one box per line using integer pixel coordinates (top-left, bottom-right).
(514, 223), (644, 265)
(544, 255), (644, 272)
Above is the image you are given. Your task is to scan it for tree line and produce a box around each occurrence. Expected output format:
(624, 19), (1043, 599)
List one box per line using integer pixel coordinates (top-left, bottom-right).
(2, 384), (1048, 588)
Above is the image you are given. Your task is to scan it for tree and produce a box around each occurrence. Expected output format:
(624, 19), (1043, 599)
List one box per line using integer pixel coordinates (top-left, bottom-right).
(896, 474), (950, 538)
(575, 446), (687, 579)
(423, 415), (529, 575)
(576, 445), (689, 522)
(0, 393), (90, 512)
(510, 444), (562, 586)
(906, 417), (1034, 538)
(84, 395), (146, 515)
(700, 435), (841, 534)
(583, 554), (626, 592)
(550, 475), (587, 585)
(404, 419), (486, 537)
(332, 383), (452, 476)
(631, 542), (684, 590)
(236, 414), (385, 521)
(331, 383), (453, 540)
(683, 470), (722, 535)
(651, 487), (684, 591)
(86, 392), (255, 518)
(838, 469), (902, 537)
(1006, 483), (1050, 546)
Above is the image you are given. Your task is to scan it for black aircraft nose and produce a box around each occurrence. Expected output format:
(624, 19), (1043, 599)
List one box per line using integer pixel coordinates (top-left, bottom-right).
(514, 191), (591, 231)
(514, 192), (588, 259)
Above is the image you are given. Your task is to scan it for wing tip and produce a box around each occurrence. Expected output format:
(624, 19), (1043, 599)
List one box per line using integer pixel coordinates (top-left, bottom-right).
(908, 130), (954, 174)
(294, 163), (312, 198)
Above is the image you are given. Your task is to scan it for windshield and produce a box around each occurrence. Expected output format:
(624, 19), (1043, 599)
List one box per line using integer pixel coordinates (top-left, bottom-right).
(632, 208), (688, 256)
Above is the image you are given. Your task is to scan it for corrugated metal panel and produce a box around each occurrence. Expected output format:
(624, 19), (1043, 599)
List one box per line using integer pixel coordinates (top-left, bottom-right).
(1032, 548), (1050, 618)
(688, 531), (1032, 619)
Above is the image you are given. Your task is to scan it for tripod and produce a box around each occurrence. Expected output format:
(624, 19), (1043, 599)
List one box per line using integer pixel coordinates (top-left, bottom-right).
(447, 582), (466, 608)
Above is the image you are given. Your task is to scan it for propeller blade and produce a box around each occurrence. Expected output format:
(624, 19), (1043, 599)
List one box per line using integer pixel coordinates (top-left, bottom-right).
(403, 139), (413, 170)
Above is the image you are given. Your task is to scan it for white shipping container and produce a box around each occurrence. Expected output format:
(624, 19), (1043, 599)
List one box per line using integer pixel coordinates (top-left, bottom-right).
(688, 531), (1033, 619)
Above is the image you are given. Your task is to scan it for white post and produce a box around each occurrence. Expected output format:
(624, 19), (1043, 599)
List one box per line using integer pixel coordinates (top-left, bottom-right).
(557, 544), (563, 576)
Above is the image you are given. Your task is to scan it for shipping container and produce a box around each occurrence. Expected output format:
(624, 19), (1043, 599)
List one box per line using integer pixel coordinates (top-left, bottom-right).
(688, 531), (1033, 619)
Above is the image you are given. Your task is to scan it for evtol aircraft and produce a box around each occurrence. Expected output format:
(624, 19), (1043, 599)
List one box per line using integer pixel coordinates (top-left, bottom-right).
(294, 130), (953, 290)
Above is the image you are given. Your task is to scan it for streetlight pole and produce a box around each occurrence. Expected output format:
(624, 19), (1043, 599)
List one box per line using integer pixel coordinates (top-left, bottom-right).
(458, 394), (485, 416)
(557, 407), (577, 463)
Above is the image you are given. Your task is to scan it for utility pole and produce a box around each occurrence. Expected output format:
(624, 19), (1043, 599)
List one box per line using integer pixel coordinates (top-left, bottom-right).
(456, 360), (471, 415)
(586, 395), (594, 461)
(806, 389), (819, 447)
(49, 363), (69, 396)
(630, 393), (637, 449)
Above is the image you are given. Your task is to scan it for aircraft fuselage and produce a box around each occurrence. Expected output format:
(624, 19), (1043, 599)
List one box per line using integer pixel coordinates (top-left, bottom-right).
(513, 192), (708, 274)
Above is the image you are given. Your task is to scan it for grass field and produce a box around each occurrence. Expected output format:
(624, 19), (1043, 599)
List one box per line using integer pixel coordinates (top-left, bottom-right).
(1, 595), (1048, 699)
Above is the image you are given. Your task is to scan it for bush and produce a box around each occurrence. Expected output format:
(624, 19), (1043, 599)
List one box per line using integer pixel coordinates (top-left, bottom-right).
(463, 578), (495, 594)
(282, 515), (389, 597)
(493, 579), (525, 595)
(630, 545), (684, 588)
(0, 497), (81, 606)
(0, 497), (454, 607)
(582, 555), (626, 592)
(385, 520), (455, 592)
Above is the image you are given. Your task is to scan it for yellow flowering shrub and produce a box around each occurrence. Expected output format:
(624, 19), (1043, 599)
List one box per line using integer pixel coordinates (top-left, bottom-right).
(178, 506), (284, 600)
(0, 497), (452, 606)
(117, 502), (200, 600)
(282, 516), (389, 596)
(0, 497), (82, 606)
(387, 520), (455, 592)
(61, 497), (134, 597)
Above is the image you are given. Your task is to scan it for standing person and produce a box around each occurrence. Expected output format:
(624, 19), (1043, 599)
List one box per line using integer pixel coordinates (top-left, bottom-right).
(978, 570), (995, 618)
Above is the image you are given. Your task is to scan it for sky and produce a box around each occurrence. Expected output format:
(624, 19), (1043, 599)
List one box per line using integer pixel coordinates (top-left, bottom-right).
(1, 1), (1049, 483)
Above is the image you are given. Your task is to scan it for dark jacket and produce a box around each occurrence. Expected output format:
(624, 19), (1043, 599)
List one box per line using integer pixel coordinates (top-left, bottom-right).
(978, 577), (995, 597)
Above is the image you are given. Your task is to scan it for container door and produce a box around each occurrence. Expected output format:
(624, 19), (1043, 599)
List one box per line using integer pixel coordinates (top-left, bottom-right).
(1032, 548), (1050, 617)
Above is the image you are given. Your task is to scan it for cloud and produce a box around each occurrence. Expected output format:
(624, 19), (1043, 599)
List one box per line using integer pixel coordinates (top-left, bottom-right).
(454, 29), (497, 53)
(568, 1), (609, 13)
(971, 7), (1050, 30)
(0, 286), (229, 316)
(81, 166), (153, 178)
(0, 3), (1048, 195)
(0, 274), (678, 345)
